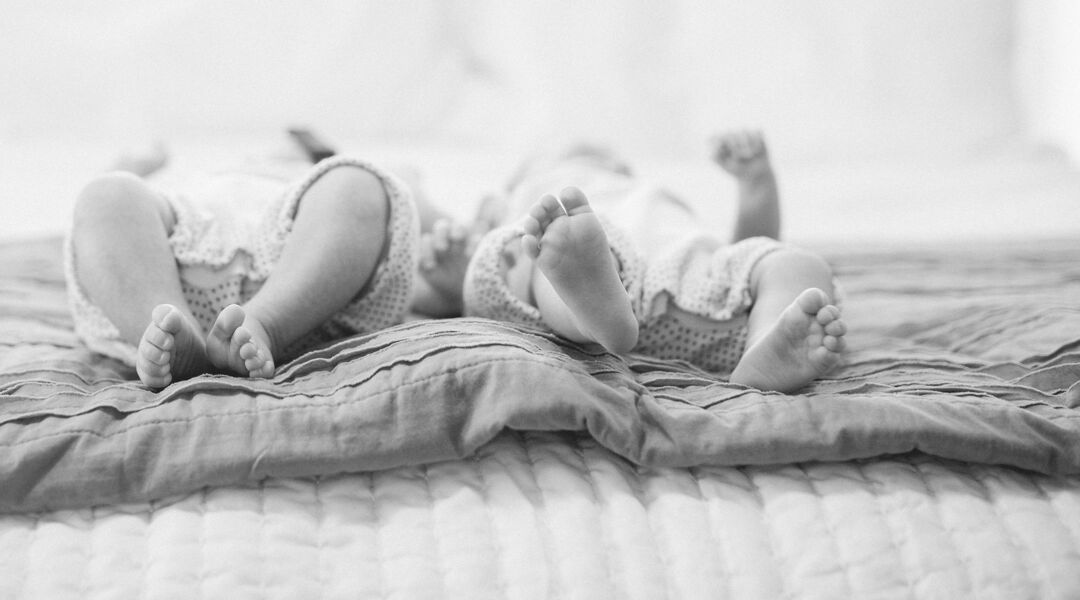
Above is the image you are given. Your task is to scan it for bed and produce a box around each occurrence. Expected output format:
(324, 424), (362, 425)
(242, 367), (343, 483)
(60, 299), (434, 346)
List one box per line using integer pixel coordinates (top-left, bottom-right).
(1, 219), (1079, 598)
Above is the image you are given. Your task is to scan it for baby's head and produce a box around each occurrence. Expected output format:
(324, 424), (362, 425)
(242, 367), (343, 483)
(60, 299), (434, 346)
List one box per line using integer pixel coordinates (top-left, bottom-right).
(503, 143), (632, 193)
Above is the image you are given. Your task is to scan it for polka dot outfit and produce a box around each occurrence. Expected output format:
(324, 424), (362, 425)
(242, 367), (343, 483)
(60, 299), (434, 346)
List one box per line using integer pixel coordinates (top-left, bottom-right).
(64, 155), (419, 366)
(463, 161), (790, 374)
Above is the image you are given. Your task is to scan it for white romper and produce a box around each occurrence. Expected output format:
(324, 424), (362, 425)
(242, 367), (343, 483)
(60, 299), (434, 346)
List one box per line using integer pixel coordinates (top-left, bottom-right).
(65, 155), (419, 366)
(462, 160), (789, 374)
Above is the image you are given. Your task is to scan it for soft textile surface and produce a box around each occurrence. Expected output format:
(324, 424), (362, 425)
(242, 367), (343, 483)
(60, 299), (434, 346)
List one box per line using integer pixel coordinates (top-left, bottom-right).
(1, 237), (1079, 513)
(2, 431), (1078, 599)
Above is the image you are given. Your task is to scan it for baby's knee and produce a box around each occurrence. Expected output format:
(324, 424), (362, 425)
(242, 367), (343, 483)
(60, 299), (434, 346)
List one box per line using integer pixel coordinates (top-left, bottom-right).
(73, 172), (160, 229)
(313, 165), (391, 223)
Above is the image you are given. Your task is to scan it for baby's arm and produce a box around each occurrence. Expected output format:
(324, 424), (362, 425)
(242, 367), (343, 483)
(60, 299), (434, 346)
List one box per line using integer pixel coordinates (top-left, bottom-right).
(712, 130), (781, 241)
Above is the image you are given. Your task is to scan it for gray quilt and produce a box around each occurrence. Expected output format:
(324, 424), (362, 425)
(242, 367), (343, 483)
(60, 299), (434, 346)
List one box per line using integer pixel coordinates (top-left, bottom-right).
(1, 237), (1078, 513)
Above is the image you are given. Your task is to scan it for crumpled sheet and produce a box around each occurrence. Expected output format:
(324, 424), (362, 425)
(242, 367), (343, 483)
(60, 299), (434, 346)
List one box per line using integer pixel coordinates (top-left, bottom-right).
(1, 237), (1078, 513)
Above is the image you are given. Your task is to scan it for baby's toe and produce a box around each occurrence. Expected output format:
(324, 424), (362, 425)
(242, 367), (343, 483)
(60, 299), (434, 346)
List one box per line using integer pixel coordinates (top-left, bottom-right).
(140, 342), (170, 367)
(136, 351), (172, 389)
(521, 214), (542, 237)
(246, 357), (273, 379)
(138, 371), (171, 390)
(237, 336), (259, 361)
(239, 343), (273, 378)
(142, 323), (175, 354)
(533, 194), (565, 222)
(521, 234), (541, 259)
(815, 303), (841, 325)
(823, 335), (845, 352)
(824, 318), (847, 337)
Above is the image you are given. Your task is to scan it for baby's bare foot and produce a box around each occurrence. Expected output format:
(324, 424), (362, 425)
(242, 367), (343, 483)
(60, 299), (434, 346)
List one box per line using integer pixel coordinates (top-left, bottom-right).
(712, 130), (773, 181)
(136, 304), (210, 390)
(731, 288), (846, 393)
(206, 304), (276, 378)
(521, 187), (638, 353)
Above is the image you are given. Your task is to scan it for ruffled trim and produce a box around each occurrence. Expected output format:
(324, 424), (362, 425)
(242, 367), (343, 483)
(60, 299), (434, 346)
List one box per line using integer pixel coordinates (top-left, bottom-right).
(463, 224), (544, 326)
(167, 155), (411, 279)
(642, 236), (788, 324)
(462, 214), (644, 328)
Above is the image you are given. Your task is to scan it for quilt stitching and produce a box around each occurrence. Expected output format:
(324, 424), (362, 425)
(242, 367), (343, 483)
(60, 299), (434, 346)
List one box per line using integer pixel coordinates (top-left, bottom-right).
(3, 437), (1080, 597)
(1033, 478), (1080, 561)
(519, 433), (566, 600)
(419, 465), (451, 600)
(470, 454), (511, 600)
(854, 461), (919, 597)
(802, 464), (859, 598)
(569, 440), (623, 597)
(745, 468), (790, 598)
(910, 461), (977, 597)
(622, 457), (674, 600)
(687, 466), (733, 596)
(365, 473), (388, 600)
(973, 468), (1047, 597)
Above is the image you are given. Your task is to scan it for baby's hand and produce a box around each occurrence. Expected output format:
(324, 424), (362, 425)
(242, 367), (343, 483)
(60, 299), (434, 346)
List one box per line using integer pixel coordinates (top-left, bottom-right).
(712, 130), (772, 180)
(418, 218), (477, 299)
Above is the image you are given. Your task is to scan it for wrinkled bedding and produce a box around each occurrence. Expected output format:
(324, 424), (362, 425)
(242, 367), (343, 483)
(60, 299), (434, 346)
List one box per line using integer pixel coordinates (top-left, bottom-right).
(1, 237), (1078, 514)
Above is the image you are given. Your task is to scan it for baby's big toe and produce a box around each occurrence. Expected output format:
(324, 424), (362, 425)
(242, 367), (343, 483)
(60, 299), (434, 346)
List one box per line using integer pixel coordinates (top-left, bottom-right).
(151, 304), (186, 334)
(209, 304), (245, 341)
(557, 187), (592, 213)
(794, 288), (830, 316)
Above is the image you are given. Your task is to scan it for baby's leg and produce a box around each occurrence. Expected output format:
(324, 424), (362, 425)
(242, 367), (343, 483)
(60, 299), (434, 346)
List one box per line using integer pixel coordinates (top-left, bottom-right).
(712, 130), (780, 241)
(522, 187), (638, 353)
(730, 249), (847, 393)
(70, 173), (210, 389)
(204, 165), (392, 377)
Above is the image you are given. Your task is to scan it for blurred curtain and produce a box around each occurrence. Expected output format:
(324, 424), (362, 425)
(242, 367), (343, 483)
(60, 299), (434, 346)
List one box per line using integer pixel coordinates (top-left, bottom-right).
(1015, 0), (1080, 163)
(5, 1), (1073, 164)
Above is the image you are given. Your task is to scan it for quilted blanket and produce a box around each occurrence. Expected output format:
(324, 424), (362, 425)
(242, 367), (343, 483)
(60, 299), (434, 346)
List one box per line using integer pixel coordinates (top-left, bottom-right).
(1, 236), (1079, 513)
(3, 431), (1079, 599)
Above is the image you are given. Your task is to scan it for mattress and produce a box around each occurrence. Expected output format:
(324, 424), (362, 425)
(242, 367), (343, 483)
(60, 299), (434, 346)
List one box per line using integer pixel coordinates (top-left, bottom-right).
(1, 235), (1079, 598)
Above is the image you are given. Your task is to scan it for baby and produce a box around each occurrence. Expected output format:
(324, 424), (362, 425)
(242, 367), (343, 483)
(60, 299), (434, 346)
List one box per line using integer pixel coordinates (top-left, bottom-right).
(439, 131), (847, 393)
(67, 150), (420, 390)
(75, 130), (844, 395)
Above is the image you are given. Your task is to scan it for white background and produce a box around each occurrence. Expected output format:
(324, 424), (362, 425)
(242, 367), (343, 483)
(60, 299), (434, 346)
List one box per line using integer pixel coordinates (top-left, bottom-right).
(2, 0), (1078, 243)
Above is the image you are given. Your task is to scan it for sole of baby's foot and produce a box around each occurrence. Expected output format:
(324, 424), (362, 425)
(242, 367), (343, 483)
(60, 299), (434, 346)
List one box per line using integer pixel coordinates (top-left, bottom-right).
(136, 304), (210, 390)
(730, 288), (847, 393)
(521, 187), (638, 353)
(206, 304), (276, 378)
